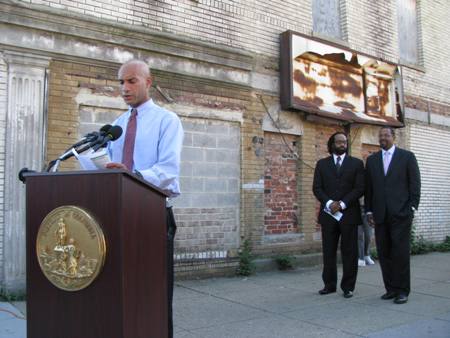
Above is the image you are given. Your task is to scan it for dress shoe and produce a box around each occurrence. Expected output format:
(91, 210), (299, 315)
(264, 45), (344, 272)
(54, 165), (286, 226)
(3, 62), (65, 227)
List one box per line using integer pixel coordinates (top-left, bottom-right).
(318, 288), (336, 295)
(358, 259), (366, 267)
(343, 290), (353, 298)
(381, 291), (397, 300)
(394, 294), (408, 304)
(364, 256), (375, 265)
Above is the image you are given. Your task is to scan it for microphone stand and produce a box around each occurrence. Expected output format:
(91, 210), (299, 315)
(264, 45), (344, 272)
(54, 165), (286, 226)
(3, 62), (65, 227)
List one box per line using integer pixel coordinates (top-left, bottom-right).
(21, 126), (115, 181)
(46, 148), (78, 172)
(46, 134), (110, 172)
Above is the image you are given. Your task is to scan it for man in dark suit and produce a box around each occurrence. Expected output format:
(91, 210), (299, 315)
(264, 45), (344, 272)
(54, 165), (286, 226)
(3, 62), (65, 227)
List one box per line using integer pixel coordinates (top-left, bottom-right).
(313, 132), (365, 298)
(365, 127), (421, 304)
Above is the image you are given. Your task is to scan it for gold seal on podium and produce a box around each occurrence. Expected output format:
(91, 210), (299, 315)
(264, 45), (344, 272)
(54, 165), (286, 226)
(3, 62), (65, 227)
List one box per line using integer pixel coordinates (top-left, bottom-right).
(36, 205), (106, 291)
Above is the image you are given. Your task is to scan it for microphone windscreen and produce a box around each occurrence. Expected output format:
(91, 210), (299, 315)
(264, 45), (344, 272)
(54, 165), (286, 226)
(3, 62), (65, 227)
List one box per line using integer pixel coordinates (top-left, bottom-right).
(100, 124), (112, 133)
(108, 125), (123, 140)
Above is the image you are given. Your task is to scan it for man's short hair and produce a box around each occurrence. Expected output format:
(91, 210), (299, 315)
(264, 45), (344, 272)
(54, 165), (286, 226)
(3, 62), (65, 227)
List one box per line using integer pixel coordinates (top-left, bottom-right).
(380, 126), (396, 137)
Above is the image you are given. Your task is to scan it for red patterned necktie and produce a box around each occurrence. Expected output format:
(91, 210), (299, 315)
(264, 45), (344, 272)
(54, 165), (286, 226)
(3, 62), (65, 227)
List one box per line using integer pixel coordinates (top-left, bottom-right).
(122, 108), (137, 170)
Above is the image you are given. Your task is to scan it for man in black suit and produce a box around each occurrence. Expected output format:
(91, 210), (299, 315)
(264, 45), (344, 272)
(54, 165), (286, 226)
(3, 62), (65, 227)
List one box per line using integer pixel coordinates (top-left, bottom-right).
(365, 127), (421, 304)
(313, 132), (365, 298)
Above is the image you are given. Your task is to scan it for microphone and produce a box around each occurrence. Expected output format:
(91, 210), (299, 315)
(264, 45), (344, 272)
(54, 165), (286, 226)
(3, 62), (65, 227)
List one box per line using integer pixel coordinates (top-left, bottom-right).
(58, 124), (114, 161)
(100, 124), (113, 133)
(46, 125), (122, 172)
(91, 125), (123, 151)
(75, 125), (122, 154)
(72, 124), (112, 148)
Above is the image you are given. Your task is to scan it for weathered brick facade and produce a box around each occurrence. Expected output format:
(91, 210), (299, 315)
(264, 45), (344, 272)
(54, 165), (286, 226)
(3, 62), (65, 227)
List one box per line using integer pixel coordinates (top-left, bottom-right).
(18, 0), (313, 57)
(46, 58), (248, 254)
(47, 61), (122, 169)
(264, 132), (299, 235)
(1, 0), (449, 289)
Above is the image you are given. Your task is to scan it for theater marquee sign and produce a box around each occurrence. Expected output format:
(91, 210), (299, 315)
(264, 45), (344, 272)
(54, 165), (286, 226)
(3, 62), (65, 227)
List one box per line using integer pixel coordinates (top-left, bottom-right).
(280, 30), (404, 127)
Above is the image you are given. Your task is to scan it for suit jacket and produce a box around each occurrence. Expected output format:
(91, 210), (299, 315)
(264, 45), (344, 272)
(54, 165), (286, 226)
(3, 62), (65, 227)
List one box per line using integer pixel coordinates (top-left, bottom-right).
(313, 155), (365, 226)
(365, 147), (421, 224)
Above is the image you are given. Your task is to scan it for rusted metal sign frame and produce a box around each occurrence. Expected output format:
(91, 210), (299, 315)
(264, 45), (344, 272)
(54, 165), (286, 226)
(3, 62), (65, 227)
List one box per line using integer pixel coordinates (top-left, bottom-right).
(280, 30), (404, 127)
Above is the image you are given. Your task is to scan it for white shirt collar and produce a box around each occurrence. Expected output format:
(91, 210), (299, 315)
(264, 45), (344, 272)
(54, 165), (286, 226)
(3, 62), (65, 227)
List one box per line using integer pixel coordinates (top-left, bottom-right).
(129, 99), (154, 115)
(333, 153), (346, 164)
(382, 145), (396, 156)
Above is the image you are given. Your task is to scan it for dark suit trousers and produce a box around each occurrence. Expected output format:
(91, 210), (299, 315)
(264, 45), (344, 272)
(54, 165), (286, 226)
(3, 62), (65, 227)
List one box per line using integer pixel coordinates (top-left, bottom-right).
(166, 207), (177, 338)
(375, 214), (412, 296)
(321, 220), (358, 292)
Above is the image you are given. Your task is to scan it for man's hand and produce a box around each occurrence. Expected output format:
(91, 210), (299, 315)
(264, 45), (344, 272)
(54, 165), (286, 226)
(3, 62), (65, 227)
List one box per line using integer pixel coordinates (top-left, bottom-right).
(105, 162), (128, 170)
(366, 213), (375, 227)
(329, 201), (341, 214)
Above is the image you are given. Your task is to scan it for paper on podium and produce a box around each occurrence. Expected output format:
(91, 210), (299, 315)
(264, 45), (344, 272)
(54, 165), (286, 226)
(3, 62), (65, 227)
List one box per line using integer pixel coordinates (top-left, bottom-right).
(324, 207), (343, 222)
(73, 148), (111, 170)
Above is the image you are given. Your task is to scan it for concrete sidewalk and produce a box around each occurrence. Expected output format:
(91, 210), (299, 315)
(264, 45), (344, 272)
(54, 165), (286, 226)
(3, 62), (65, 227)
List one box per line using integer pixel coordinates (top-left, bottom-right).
(1, 252), (450, 337)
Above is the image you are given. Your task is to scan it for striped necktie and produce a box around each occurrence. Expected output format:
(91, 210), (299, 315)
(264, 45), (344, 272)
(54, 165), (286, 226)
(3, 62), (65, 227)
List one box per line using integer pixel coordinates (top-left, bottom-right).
(336, 156), (342, 174)
(122, 108), (137, 170)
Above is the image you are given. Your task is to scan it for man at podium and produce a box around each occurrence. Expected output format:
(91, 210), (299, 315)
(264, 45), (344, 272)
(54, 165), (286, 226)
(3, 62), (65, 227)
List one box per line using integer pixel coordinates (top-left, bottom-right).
(106, 59), (184, 338)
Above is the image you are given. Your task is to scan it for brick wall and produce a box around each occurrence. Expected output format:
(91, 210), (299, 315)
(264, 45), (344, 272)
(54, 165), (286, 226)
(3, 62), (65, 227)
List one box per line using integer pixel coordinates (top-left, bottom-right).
(402, 0), (450, 106)
(21, 0), (450, 103)
(0, 54), (6, 281)
(262, 118), (348, 248)
(409, 123), (450, 242)
(361, 143), (379, 163)
(314, 125), (345, 160)
(344, 0), (399, 62)
(240, 95), (266, 247)
(47, 61), (120, 168)
(264, 132), (298, 235)
(20, 0), (313, 57)
(79, 105), (124, 138)
(15, 0), (450, 111)
(3, 0), (449, 273)
(296, 120), (318, 245)
(343, 0), (450, 108)
(400, 0), (450, 242)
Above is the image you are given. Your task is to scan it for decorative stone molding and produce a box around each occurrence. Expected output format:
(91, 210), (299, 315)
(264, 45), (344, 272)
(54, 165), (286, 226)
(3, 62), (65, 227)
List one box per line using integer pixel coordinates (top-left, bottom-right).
(2, 50), (49, 292)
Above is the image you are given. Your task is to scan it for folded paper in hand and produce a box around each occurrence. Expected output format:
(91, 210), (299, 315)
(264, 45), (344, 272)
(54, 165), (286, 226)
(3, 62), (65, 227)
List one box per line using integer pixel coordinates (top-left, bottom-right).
(72, 148), (111, 170)
(324, 207), (343, 222)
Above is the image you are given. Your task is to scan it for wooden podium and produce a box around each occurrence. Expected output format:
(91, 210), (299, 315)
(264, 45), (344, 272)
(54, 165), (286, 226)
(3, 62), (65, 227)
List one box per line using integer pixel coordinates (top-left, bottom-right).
(24, 170), (169, 338)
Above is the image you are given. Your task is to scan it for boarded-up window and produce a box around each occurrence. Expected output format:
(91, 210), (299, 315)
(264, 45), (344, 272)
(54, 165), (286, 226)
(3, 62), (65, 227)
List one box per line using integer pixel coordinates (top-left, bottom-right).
(397, 0), (419, 64)
(312, 0), (342, 39)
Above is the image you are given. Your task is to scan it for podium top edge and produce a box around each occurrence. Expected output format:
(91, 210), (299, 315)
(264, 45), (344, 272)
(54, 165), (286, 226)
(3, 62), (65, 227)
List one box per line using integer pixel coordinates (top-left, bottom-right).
(23, 169), (169, 197)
